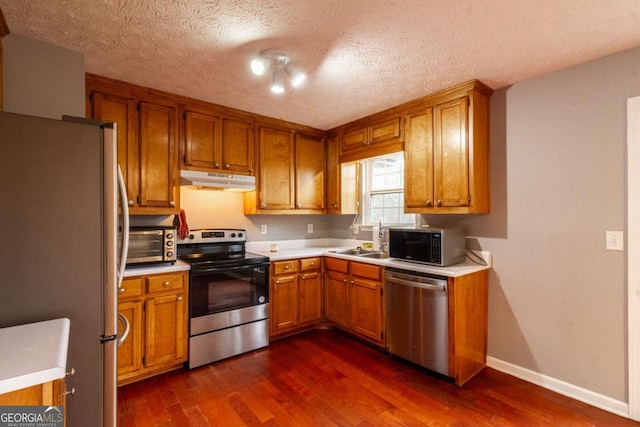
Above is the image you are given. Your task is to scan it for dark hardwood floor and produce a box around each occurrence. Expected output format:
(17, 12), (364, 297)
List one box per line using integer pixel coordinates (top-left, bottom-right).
(118, 329), (638, 426)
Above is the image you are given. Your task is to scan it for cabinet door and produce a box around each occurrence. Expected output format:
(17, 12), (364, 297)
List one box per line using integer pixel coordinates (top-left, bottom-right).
(295, 134), (325, 210)
(434, 97), (470, 208)
(404, 107), (434, 209)
(145, 293), (186, 367)
(350, 277), (383, 345)
(117, 300), (143, 379)
(299, 271), (322, 325)
(138, 101), (178, 211)
(271, 274), (299, 333)
(324, 271), (350, 328)
(221, 116), (254, 174)
(183, 110), (221, 170)
(369, 117), (401, 145)
(258, 126), (295, 210)
(90, 91), (139, 209)
(342, 127), (368, 151)
(326, 135), (340, 213)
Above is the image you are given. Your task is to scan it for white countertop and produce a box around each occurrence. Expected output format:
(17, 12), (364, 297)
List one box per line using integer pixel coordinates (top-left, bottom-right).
(0, 318), (70, 394)
(125, 240), (491, 278)
(247, 239), (491, 278)
(124, 259), (191, 277)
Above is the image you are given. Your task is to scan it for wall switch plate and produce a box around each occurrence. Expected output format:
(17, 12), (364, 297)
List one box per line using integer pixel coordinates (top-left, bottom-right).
(606, 231), (624, 250)
(260, 224), (268, 235)
(307, 223), (313, 233)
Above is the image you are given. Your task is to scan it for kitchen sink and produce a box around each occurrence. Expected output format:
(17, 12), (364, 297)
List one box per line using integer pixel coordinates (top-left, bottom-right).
(329, 248), (389, 259)
(331, 248), (362, 255)
(357, 252), (389, 259)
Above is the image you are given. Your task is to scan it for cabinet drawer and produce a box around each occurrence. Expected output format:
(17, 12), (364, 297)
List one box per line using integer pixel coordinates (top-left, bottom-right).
(273, 260), (298, 275)
(325, 257), (349, 274)
(300, 257), (321, 271)
(147, 273), (185, 293)
(119, 277), (144, 299)
(351, 262), (382, 280)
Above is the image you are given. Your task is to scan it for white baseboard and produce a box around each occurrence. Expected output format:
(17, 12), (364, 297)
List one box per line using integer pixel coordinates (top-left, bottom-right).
(486, 356), (629, 418)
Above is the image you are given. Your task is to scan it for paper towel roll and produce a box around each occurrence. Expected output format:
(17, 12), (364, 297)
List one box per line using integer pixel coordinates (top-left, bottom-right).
(372, 226), (381, 251)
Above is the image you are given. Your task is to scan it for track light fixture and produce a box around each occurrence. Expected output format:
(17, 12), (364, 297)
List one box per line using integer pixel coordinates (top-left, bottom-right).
(250, 50), (306, 94)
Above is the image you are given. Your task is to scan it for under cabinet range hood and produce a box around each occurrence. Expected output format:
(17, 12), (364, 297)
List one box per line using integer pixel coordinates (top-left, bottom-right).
(180, 170), (256, 192)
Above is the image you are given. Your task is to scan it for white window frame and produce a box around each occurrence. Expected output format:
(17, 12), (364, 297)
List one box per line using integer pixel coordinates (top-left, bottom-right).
(358, 152), (417, 228)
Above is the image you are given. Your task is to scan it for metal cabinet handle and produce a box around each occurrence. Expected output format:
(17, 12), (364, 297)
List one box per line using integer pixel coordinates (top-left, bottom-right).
(261, 203), (267, 208)
(225, 163), (230, 169)
(284, 265), (290, 270)
(436, 199), (442, 206)
(310, 262), (315, 266)
(119, 288), (125, 294)
(65, 388), (76, 397)
(301, 275), (306, 280)
(65, 368), (75, 377)
(177, 296), (183, 301)
(426, 199), (432, 207)
(276, 279), (280, 284)
(163, 281), (170, 287)
(169, 201), (175, 207)
(117, 312), (130, 347)
(343, 278), (348, 283)
(296, 203), (302, 208)
(214, 162), (220, 168)
(128, 200), (134, 206)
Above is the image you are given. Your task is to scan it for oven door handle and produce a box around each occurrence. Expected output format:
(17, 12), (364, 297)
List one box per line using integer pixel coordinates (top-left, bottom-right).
(190, 263), (269, 275)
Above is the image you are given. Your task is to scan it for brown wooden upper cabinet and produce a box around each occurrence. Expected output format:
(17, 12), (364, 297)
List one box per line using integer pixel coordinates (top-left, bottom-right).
(404, 81), (492, 214)
(88, 76), (180, 215)
(339, 116), (403, 163)
(245, 123), (325, 214)
(181, 105), (254, 175)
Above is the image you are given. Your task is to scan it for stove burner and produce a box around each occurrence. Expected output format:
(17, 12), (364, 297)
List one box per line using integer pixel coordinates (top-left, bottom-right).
(177, 228), (269, 270)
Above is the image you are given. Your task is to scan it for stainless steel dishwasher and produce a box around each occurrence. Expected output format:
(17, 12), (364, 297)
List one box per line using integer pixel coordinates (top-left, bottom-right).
(385, 267), (449, 376)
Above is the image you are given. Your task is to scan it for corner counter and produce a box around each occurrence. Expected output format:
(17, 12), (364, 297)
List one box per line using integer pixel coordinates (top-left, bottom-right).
(0, 318), (70, 395)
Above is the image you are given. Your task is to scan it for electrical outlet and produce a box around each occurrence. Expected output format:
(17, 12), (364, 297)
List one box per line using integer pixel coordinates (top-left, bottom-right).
(606, 231), (624, 251)
(260, 224), (268, 235)
(307, 223), (313, 233)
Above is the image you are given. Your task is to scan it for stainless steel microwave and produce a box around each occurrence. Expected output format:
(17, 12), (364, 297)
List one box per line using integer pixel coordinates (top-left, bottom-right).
(388, 227), (466, 266)
(125, 227), (177, 265)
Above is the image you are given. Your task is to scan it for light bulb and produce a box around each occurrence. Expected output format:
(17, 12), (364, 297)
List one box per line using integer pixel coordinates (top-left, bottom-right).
(286, 64), (306, 87)
(270, 67), (285, 94)
(250, 58), (266, 75)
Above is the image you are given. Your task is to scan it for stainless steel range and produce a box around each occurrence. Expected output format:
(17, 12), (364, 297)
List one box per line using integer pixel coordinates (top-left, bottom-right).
(177, 229), (270, 369)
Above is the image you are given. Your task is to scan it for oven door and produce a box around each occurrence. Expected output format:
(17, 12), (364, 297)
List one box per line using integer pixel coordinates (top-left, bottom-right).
(189, 262), (269, 321)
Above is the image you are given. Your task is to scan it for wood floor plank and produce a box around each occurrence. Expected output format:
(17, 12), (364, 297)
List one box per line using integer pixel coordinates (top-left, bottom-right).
(118, 329), (640, 426)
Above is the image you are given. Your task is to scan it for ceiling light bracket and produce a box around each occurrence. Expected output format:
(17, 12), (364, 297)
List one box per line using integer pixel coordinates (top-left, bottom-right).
(251, 50), (305, 94)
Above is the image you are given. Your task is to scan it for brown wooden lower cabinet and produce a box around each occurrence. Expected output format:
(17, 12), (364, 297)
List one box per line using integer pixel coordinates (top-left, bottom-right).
(270, 257), (323, 339)
(117, 271), (188, 386)
(448, 269), (489, 385)
(323, 258), (385, 347)
(0, 379), (67, 425)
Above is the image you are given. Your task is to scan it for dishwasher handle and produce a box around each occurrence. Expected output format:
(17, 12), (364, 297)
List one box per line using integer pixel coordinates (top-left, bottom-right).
(385, 275), (446, 292)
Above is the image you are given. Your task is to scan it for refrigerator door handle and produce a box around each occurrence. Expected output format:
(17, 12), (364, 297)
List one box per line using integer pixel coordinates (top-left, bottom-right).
(116, 312), (130, 347)
(117, 165), (129, 288)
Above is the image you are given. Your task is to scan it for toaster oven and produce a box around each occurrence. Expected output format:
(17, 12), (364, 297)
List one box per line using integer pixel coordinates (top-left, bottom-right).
(125, 227), (177, 265)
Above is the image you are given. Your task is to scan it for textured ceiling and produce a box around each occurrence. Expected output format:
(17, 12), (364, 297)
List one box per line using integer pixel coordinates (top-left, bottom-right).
(1, 1), (640, 130)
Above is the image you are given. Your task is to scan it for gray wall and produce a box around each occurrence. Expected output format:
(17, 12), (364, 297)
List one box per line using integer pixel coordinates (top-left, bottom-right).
(2, 34), (84, 119)
(443, 45), (640, 402)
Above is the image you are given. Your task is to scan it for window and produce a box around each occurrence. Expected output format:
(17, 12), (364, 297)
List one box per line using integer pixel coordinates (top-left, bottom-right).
(360, 152), (416, 226)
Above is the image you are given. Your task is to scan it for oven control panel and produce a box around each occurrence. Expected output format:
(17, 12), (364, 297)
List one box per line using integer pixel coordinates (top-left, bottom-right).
(178, 228), (246, 244)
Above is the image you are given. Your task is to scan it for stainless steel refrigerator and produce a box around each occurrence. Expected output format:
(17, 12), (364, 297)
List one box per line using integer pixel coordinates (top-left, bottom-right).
(0, 111), (127, 426)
